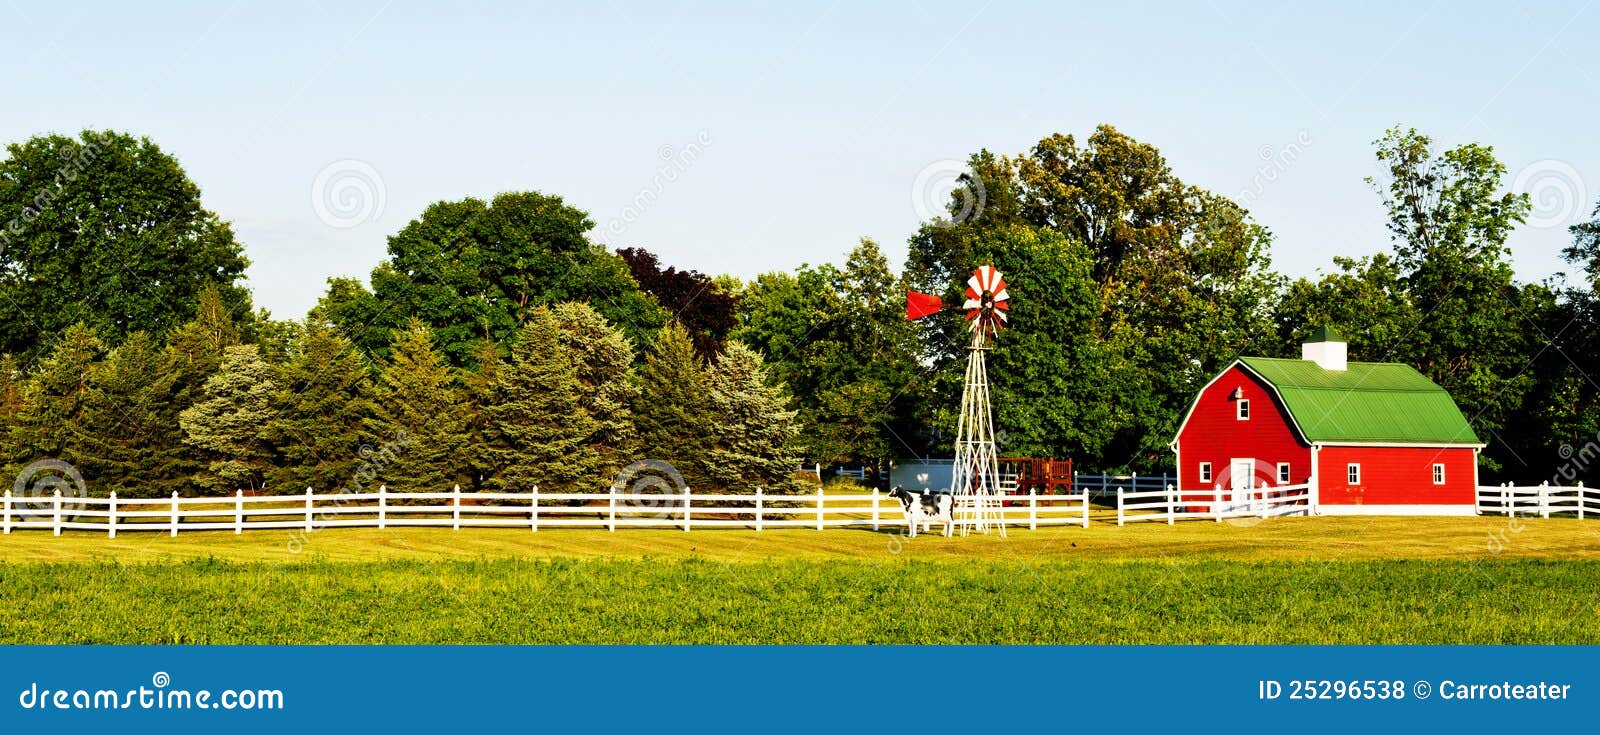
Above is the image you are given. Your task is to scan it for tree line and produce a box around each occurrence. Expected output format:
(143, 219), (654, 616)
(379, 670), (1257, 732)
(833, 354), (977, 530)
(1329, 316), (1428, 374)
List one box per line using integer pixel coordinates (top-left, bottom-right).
(1, 126), (1597, 494)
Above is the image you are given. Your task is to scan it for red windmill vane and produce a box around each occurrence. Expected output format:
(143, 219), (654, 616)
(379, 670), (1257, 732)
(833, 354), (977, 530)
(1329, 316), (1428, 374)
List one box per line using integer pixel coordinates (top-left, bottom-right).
(905, 265), (1009, 536)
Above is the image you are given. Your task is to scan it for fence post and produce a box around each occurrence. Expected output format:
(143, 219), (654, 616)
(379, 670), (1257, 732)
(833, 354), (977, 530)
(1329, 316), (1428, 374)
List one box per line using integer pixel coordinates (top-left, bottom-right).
(1116, 486), (1125, 526)
(1259, 481), (1268, 519)
(531, 485), (539, 532)
(378, 485), (387, 530)
(1167, 484), (1175, 526)
(2, 490), (9, 534)
(304, 487), (313, 532)
(53, 489), (62, 536)
(1214, 484), (1223, 522)
(1579, 481), (1586, 521)
(1029, 491), (1038, 531)
(1101, 474), (1108, 498)
(608, 486), (617, 532)
(1082, 488), (1090, 527)
(816, 485), (824, 531)
(871, 488), (879, 531)
(235, 489), (244, 534)
(1502, 484), (1510, 517)
(108, 491), (117, 539)
(452, 484), (461, 530)
(683, 487), (692, 532)
(1540, 481), (1550, 519)
(169, 491), (179, 537)
(756, 487), (765, 532)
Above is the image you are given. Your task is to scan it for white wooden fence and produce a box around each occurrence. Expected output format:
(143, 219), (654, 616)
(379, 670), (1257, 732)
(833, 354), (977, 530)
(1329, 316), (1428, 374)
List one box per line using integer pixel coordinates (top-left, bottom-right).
(1476, 482), (1596, 519)
(0, 485), (1092, 537)
(1115, 482), (1312, 525)
(1077, 473), (1173, 499)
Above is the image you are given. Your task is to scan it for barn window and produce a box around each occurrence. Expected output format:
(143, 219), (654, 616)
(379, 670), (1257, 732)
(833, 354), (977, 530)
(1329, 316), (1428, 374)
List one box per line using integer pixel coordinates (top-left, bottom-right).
(1236, 399), (1250, 420)
(1277, 463), (1290, 484)
(1432, 463), (1445, 485)
(1199, 462), (1212, 483)
(1347, 463), (1361, 485)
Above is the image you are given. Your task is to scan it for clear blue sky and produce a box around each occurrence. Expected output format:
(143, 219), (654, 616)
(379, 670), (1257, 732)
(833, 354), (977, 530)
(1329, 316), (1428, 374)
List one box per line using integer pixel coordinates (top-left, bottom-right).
(4, 1), (1595, 318)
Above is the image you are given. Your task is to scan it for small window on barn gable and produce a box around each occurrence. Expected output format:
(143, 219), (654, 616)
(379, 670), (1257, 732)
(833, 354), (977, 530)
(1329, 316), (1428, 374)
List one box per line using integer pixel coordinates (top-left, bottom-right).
(1432, 463), (1445, 485)
(1199, 462), (1212, 483)
(1236, 399), (1250, 420)
(1277, 463), (1290, 484)
(1347, 463), (1361, 485)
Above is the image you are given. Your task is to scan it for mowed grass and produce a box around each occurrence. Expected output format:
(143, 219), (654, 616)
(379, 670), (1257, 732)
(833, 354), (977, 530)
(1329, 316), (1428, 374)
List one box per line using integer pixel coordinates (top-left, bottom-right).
(3, 515), (1600, 644)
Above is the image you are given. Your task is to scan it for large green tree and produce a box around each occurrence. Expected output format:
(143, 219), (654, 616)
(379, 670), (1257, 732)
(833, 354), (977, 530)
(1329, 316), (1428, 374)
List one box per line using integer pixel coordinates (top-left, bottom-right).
(0, 130), (252, 363)
(733, 239), (924, 466)
(1365, 127), (1536, 469)
(906, 126), (1281, 469)
(313, 192), (668, 367)
(262, 322), (375, 492)
(76, 332), (185, 497)
(367, 319), (470, 492)
(5, 323), (103, 476)
(706, 342), (800, 490)
(634, 321), (718, 487)
(178, 345), (277, 493)
(487, 307), (601, 492)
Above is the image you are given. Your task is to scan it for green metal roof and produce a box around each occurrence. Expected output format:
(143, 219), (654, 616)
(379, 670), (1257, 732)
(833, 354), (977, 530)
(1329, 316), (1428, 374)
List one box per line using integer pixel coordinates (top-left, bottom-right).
(1306, 325), (1345, 343)
(1237, 357), (1482, 445)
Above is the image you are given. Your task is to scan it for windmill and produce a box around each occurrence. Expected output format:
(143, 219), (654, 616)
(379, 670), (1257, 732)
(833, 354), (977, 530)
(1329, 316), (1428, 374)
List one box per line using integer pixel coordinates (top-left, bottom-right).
(907, 265), (1009, 537)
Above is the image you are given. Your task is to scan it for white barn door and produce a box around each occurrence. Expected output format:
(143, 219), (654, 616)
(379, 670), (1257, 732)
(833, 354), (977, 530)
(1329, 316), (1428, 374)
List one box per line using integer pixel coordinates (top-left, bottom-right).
(1229, 459), (1254, 505)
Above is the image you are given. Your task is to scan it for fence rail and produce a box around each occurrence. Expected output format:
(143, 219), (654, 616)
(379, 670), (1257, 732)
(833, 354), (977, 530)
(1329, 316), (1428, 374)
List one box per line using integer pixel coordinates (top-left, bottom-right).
(1476, 483), (1595, 519)
(1115, 482), (1312, 525)
(0, 485), (1092, 537)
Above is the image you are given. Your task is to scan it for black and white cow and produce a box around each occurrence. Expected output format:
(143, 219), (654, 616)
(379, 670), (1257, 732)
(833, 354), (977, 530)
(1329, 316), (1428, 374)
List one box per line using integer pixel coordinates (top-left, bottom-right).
(887, 487), (953, 538)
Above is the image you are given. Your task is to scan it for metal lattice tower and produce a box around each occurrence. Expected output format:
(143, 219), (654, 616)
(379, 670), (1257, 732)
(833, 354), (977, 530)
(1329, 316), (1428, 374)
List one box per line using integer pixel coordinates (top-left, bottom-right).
(949, 266), (1009, 537)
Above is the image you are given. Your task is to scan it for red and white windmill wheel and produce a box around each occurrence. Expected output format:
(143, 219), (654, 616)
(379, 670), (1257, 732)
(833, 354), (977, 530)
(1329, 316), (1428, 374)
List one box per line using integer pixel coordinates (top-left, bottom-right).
(961, 265), (1009, 334)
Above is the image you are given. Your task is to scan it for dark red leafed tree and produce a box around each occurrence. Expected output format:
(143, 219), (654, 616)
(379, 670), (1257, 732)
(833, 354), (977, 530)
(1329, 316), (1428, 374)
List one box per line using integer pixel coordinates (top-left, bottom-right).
(617, 247), (739, 357)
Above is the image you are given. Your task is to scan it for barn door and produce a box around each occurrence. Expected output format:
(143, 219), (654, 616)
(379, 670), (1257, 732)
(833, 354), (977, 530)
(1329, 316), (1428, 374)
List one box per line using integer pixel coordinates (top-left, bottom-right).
(1229, 459), (1254, 505)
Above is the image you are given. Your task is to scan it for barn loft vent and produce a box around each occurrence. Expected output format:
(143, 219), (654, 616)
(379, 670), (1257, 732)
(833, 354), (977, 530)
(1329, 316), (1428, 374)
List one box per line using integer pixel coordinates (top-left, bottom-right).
(1301, 325), (1347, 371)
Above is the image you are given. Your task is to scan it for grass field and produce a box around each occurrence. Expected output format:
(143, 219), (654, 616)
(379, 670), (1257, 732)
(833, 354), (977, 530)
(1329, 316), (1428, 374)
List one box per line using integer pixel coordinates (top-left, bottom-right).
(3, 515), (1599, 644)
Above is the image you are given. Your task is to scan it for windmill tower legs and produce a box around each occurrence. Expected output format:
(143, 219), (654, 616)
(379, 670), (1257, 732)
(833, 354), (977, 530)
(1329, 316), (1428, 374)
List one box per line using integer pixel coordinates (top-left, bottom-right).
(950, 329), (1005, 537)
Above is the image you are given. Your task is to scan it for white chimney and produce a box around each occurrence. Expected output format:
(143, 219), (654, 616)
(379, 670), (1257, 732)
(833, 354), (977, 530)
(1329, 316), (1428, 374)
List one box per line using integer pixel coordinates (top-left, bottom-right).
(1301, 326), (1347, 371)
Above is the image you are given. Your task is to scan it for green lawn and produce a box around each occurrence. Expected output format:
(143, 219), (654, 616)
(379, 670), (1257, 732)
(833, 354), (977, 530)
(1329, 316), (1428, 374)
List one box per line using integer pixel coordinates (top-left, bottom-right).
(3, 516), (1598, 644)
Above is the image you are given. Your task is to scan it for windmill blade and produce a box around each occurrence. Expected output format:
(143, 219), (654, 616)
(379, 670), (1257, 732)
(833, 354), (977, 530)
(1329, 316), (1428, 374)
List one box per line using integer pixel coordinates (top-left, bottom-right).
(967, 274), (983, 294)
(962, 298), (982, 310)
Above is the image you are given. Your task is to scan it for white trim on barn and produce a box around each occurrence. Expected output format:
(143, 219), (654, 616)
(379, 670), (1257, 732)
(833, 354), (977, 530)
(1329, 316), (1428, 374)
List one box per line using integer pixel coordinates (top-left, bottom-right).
(1316, 504), (1477, 517)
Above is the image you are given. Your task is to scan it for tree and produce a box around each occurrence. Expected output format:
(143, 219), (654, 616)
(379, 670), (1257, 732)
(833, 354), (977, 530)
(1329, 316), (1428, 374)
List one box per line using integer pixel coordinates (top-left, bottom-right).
(733, 239), (924, 466)
(263, 322), (375, 492)
(487, 307), (601, 491)
(313, 192), (668, 366)
(367, 319), (470, 492)
(706, 342), (799, 490)
(633, 321), (717, 487)
(179, 345), (277, 493)
(5, 323), (104, 475)
(76, 332), (185, 497)
(461, 339), (506, 491)
(1273, 254), (1419, 359)
(550, 302), (638, 480)
(1366, 127), (1535, 468)
(0, 130), (252, 363)
(906, 126), (1283, 469)
(617, 247), (739, 357)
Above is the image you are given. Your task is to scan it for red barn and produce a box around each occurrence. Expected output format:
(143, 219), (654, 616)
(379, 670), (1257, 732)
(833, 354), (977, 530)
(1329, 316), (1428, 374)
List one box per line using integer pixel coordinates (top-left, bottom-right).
(1170, 327), (1483, 516)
